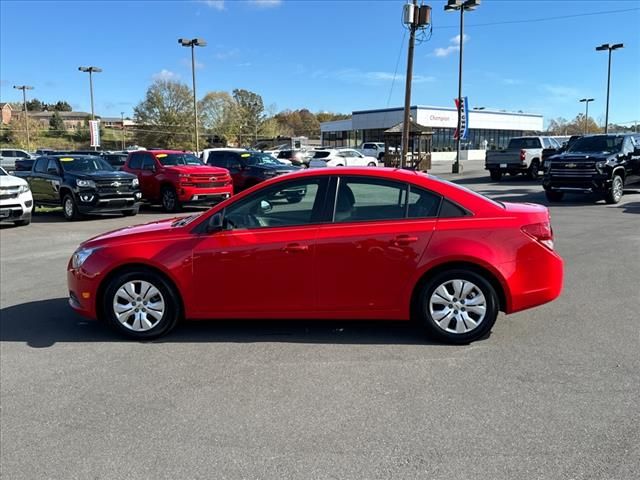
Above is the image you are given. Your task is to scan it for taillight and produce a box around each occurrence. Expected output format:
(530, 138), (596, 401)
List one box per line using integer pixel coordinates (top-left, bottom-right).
(521, 222), (554, 250)
(520, 149), (526, 162)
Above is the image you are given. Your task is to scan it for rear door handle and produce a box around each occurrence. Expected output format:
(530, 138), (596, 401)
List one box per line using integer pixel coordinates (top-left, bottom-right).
(393, 235), (418, 246)
(283, 243), (309, 253)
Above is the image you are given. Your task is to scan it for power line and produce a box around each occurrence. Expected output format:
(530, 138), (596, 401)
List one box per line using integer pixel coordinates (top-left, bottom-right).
(436, 7), (640, 29)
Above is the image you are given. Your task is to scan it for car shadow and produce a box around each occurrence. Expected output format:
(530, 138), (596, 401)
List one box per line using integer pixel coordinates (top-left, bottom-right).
(453, 175), (543, 186)
(621, 201), (640, 214)
(0, 298), (455, 348)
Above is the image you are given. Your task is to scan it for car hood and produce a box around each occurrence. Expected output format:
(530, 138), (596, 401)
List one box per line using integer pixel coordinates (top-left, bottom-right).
(81, 217), (185, 247)
(162, 165), (228, 175)
(0, 175), (29, 188)
(71, 170), (138, 181)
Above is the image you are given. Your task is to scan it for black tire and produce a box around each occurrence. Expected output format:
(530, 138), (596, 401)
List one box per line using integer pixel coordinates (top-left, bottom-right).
(367, 162), (377, 167)
(62, 194), (82, 221)
(414, 269), (499, 344)
(605, 174), (624, 204)
(545, 190), (564, 202)
(102, 269), (181, 340)
(161, 186), (181, 213)
(286, 195), (303, 204)
(14, 216), (31, 226)
(528, 160), (540, 180)
(490, 170), (502, 181)
(122, 207), (139, 217)
(336, 164), (344, 167)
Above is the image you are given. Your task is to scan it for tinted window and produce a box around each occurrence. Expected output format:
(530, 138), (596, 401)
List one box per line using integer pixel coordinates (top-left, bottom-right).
(407, 186), (441, 218)
(3, 150), (15, 157)
(313, 151), (331, 159)
(439, 199), (468, 218)
(507, 138), (542, 149)
(207, 152), (226, 168)
(225, 178), (328, 230)
(334, 177), (407, 223)
(224, 152), (242, 169)
(34, 158), (48, 173)
(155, 153), (202, 166)
(243, 152), (284, 166)
(128, 153), (143, 169)
(142, 154), (156, 170)
(568, 135), (624, 154)
(363, 143), (374, 149)
(60, 157), (113, 172)
(46, 159), (59, 174)
(105, 155), (127, 167)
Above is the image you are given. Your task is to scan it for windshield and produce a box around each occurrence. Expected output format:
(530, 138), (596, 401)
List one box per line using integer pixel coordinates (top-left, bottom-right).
(507, 138), (541, 149)
(59, 156), (114, 172)
(155, 153), (202, 166)
(568, 135), (624, 154)
(242, 152), (284, 166)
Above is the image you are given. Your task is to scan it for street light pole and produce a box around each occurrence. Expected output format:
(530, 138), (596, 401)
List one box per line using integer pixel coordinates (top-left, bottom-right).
(179, 38), (207, 153)
(579, 98), (594, 134)
(121, 112), (125, 150)
(445, 0), (480, 174)
(13, 85), (34, 151)
(78, 66), (102, 150)
(595, 43), (623, 134)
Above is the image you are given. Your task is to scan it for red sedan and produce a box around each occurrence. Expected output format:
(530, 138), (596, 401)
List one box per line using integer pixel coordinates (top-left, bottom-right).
(67, 168), (563, 344)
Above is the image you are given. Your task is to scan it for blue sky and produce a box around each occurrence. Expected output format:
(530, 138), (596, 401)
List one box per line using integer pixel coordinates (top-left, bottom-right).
(1, 0), (639, 127)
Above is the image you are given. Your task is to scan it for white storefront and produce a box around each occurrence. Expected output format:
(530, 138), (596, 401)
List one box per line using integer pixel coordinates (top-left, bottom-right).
(320, 105), (544, 161)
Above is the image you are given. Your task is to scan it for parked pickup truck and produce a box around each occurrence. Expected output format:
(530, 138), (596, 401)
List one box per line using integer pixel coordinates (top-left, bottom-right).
(543, 134), (640, 204)
(485, 136), (561, 180)
(358, 142), (386, 160)
(14, 154), (142, 220)
(122, 150), (233, 212)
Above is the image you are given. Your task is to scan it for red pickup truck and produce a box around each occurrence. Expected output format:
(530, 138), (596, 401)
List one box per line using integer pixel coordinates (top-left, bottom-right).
(122, 150), (233, 212)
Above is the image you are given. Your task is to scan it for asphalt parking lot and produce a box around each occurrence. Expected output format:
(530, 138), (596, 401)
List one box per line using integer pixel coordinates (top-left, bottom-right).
(1, 161), (639, 480)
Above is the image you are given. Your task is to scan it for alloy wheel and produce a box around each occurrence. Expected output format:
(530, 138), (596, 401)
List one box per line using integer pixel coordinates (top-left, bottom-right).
(64, 197), (74, 217)
(612, 176), (623, 202)
(112, 280), (165, 332)
(428, 279), (487, 334)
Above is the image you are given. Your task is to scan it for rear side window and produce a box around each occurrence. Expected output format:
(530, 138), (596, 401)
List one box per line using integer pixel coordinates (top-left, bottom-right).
(207, 152), (225, 167)
(407, 186), (441, 218)
(439, 199), (469, 218)
(313, 151), (331, 159)
(34, 158), (48, 173)
(334, 177), (407, 223)
(128, 153), (142, 169)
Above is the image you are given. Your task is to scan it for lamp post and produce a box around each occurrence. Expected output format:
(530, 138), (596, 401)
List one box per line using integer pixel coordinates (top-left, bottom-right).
(13, 85), (34, 151)
(78, 66), (102, 120)
(579, 98), (594, 134)
(595, 43), (623, 134)
(445, 0), (480, 174)
(121, 112), (126, 150)
(179, 37), (206, 153)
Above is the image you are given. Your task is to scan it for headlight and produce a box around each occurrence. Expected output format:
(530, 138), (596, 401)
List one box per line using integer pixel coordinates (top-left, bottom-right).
(71, 247), (98, 269)
(131, 178), (139, 187)
(77, 179), (96, 188)
(18, 184), (30, 194)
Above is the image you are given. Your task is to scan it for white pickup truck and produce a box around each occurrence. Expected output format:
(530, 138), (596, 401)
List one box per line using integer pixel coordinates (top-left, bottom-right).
(485, 136), (561, 181)
(357, 142), (386, 160)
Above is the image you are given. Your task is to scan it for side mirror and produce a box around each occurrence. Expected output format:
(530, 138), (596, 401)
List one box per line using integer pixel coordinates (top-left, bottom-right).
(259, 200), (272, 213)
(206, 212), (224, 233)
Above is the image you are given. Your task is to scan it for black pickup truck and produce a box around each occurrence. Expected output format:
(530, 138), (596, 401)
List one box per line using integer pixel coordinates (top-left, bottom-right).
(15, 155), (142, 220)
(543, 134), (640, 204)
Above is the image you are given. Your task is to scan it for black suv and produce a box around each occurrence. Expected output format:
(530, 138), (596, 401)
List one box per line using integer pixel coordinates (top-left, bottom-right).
(543, 134), (640, 204)
(205, 150), (300, 192)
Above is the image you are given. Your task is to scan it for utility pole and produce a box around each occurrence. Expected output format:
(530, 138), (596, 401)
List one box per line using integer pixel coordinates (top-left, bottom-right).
(401, 1), (431, 169)
(579, 98), (594, 134)
(121, 112), (125, 150)
(595, 43), (623, 134)
(78, 66), (102, 151)
(179, 38), (207, 153)
(13, 85), (34, 151)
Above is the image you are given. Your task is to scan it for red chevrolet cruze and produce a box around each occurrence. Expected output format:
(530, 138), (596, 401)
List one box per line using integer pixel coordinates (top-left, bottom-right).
(68, 168), (563, 344)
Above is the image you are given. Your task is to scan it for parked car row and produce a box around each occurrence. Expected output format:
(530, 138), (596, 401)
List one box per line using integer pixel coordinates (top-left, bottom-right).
(485, 133), (640, 204)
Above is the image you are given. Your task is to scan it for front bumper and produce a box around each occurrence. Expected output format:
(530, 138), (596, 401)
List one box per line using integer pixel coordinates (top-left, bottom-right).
(178, 185), (233, 204)
(76, 190), (143, 213)
(0, 191), (33, 222)
(542, 174), (610, 193)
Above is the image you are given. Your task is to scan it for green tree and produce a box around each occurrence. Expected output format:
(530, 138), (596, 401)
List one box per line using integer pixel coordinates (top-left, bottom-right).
(133, 80), (194, 149)
(198, 91), (241, 145)
(232, 89), (265, 142)
(49, 111), (66, 135)
(7, 117), (43, 148)
(25, 98), (44, 112)
(49, 101), (72, 112)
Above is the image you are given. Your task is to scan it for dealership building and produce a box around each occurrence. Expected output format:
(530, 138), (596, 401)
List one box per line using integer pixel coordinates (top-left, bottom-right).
(320, 105), (544, 161)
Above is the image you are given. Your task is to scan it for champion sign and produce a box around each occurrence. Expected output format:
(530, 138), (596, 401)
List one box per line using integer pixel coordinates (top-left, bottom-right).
(453, 97), (470, 141)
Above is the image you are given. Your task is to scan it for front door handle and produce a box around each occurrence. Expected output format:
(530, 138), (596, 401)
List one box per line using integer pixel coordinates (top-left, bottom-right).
(283, 243), (309, 253)
(393, 235), (418, 246)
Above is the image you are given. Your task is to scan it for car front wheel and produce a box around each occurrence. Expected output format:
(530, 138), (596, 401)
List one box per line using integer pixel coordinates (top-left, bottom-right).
(161, 187), (181, 212)
(102, 270), (181, 340)
(415, 269), (499, 344)
(605, 174), (623, 204)
(62, 194), (82, 221)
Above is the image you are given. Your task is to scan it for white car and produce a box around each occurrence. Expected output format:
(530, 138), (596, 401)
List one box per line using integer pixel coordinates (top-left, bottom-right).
(0, 149), (35, 171)
(0, 167), (33, 226)
(309, 149), (379, 168)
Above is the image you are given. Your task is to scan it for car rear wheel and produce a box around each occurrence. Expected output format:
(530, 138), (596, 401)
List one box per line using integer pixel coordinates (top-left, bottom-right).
(103, 270), (180, 340)
(489, 170), (502, 181)
(415, 269), (499, 344)
(528, 160), (540, 179)
(62, 194), (82, 221)
(605, 174), (623, 204)
(545, 190), (564, 202)
(161, 186), (181, 212)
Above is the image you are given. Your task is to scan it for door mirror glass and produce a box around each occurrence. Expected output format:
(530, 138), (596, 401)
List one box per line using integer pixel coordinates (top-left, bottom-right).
(259, 200), (273, 213)
(206, 212), (224, 233)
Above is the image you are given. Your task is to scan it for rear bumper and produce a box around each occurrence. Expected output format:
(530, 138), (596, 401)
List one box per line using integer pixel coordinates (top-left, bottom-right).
(485, 163), (528, 172)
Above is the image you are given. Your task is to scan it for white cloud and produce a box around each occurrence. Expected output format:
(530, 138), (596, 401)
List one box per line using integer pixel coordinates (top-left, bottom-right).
(433, 34), (469, 57)
(249, 0), (282, 6)
(202, 0), (225, 10)
(152, 69), (180, 81)
(314, 68), (435, 85)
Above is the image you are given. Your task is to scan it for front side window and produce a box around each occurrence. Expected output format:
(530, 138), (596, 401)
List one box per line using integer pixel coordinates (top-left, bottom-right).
(34, 158), (48, 173)
(224, 178), (329, 230)
(334, 177), (407, 223)
(128, 153), (142, 169)
(141, 154), (156, 170)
